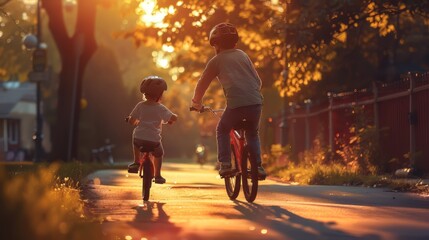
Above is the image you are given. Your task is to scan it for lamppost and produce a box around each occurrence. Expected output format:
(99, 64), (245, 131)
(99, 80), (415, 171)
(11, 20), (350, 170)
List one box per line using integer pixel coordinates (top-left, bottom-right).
(280, 0), (290, 147)
(22, 0), (47, 162)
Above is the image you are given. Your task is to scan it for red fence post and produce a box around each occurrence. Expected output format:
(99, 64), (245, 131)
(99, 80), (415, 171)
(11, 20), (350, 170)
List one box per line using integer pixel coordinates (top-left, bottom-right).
(304, 99), (312, 150)
(289, 102), (296, 155)
(327, 92), (334, 154)
(372, 81), (379, 130)
(408, 73), (416, 169)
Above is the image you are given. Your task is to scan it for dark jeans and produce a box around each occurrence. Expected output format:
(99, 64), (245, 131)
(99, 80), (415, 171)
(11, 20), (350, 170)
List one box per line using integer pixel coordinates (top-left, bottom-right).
(216, 104), (262, 165)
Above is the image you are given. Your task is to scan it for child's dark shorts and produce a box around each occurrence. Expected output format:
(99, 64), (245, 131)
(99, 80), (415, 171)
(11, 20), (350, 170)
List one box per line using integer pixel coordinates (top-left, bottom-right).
(133, 138), (164, 157)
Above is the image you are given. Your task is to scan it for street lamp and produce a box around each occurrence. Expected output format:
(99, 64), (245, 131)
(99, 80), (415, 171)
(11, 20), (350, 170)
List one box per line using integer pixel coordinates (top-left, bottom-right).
(280, 1), (290, 147)
(22, 0), (47, 162)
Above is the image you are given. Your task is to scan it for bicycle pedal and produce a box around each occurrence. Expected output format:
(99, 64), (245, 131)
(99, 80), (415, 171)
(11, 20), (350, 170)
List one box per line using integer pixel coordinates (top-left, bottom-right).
(127, 169), (138, 174)
(220, 169), (238, 178)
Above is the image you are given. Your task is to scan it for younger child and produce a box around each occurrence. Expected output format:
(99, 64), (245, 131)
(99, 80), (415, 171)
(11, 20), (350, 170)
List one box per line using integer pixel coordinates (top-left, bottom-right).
(127, 76), (177, 184)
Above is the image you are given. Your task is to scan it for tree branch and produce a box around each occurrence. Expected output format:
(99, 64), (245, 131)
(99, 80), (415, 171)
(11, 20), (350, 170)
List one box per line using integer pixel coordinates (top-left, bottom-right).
(74, 0), (97, 55)
(41, 0), (71, 58)
(0, 0), (12, 8)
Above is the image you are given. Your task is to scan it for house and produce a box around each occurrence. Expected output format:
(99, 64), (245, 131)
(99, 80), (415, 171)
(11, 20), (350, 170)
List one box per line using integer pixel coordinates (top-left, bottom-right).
(0, 81), (51, 161)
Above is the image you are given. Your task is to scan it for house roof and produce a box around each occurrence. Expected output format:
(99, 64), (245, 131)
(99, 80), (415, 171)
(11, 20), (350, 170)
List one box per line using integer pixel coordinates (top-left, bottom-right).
(0, 82), (36, 118)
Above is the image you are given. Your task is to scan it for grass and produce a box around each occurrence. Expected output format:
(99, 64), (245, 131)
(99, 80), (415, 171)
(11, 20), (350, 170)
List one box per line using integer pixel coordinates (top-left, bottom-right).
(3, 161), (124, 184)
(0, 161), (122, 240)
(266, 162), (429, 194)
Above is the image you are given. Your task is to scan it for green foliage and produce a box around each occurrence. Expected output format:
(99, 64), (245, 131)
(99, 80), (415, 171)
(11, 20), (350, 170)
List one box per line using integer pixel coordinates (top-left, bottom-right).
(123, 0), (429, 101)
(335, 125), (380, 174)
(266, 157), (422, 191)
(266, 125), (381, 185)
(0, 0), (34, 79)
(298, 134), (328, 166)
(122, 0), (283, 90)
(335, 106), (381, 174)
(278, 0), (429, 99)
(0, 163), (103, 240)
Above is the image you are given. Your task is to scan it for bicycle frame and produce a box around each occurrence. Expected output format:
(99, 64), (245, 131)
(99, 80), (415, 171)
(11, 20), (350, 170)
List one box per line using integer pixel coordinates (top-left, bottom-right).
(139, 151), (154, 201)
(191, 106), (259, 202)
(230, 129), (246, 174)
(205, 107), (247, 176)
(138, 152), (152, 178)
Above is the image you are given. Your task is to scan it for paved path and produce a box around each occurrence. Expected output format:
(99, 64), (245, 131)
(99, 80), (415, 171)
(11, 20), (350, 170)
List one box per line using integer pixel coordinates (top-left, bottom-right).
(83, 163), (429, 240)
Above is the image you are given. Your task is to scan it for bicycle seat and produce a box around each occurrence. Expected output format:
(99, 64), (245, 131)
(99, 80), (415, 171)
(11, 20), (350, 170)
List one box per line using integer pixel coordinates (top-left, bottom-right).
(139, 144), (159, 153)
(233, 119), (250, 130)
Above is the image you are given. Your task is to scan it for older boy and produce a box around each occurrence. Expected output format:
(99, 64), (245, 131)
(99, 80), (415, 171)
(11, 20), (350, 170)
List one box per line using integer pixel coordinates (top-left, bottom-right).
(191, 23), (266, 178)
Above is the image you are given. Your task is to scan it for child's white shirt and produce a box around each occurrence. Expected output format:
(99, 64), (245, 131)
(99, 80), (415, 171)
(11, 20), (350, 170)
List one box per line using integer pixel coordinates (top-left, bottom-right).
(130, 101), (173, 142)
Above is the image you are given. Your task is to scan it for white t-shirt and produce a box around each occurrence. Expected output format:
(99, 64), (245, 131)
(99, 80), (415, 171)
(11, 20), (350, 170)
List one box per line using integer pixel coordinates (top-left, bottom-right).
(130, 101), (173, 142)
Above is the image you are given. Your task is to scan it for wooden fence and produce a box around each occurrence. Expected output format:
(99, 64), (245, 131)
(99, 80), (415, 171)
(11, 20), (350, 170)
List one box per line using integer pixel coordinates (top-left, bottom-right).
(272, 72), (429, 174)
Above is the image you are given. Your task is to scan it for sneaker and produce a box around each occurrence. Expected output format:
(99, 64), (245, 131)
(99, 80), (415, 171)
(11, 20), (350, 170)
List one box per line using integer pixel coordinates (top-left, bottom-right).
(127, 162), (139, 173)
(257, 166), (267, 180)
(154, 176), (166, 184)
(219, 162), (234, 177)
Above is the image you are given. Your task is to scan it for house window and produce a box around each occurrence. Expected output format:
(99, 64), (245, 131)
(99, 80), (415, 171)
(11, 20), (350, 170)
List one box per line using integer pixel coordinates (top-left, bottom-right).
(0, 119), (4, 153)
(7, 119), (20, 150)
(0, 119), (4, 137)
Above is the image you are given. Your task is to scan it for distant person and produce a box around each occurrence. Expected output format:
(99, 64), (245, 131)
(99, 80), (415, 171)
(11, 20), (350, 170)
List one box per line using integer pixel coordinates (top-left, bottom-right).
(190, 23), (266, 178)
(126, 76), (178, 184)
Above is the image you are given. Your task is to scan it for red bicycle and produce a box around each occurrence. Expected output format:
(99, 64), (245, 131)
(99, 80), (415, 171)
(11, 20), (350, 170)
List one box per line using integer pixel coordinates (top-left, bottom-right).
(191, 106), (262, 202)
(126, 116), (157, 201)
(137, 145), (156, 201)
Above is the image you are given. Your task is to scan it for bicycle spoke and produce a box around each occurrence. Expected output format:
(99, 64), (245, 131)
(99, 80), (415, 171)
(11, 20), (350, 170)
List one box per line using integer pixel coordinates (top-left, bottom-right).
(224, 145), (241, 200)
(241, 146), (258, 203)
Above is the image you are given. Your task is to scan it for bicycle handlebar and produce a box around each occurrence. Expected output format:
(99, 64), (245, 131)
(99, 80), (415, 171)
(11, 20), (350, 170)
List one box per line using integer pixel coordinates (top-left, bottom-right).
(189, 106), (210, 113)
(190, 106), (224, 119)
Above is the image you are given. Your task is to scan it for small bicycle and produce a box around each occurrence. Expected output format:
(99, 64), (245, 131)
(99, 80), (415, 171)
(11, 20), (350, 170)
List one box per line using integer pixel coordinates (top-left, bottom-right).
(191, 106), (263, 202)
(125, 116), (157, 201)
(138, 145), (156, 201)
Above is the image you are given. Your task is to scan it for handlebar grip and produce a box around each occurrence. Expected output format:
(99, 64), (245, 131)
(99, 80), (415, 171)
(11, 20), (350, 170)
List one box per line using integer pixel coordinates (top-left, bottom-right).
(190, 106), (211, 113)
(190, 107), (201, 112)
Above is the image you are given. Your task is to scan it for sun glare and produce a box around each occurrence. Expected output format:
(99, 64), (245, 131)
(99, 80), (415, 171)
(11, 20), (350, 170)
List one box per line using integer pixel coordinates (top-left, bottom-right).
(137, 0), (174, 28)
(135, 0), (188, 78)
(22, 0), (36, 4)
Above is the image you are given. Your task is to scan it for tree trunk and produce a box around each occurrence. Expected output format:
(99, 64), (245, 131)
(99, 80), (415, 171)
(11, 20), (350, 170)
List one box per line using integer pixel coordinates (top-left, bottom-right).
(43, 0), (97, 161)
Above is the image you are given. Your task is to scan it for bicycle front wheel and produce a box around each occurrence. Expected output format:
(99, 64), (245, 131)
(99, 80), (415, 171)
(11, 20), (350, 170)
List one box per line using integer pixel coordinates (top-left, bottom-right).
(142, 160), (153, 201)
(241, 146), (258, 202)
(224, 145), (241, 200)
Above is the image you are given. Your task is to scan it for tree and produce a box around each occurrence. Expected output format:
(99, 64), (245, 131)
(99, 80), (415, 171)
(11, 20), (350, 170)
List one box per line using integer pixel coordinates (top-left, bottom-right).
(41, 0), (115, 161)
(124, 0), (429, 102)
(0, 0), (33, 80)
(122, 0), (283, 88)
(278, 0), (429, 100)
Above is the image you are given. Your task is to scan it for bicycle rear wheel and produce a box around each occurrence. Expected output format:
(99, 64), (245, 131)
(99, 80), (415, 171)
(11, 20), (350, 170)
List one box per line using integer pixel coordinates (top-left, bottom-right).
(142, 160), (153, 201)
(224, 145), (241, 200)
(241, 146), (258, 202)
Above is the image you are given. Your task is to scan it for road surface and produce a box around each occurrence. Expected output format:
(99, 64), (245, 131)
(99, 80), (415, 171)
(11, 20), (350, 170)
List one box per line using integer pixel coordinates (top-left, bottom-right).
(83, 162), (429, 240)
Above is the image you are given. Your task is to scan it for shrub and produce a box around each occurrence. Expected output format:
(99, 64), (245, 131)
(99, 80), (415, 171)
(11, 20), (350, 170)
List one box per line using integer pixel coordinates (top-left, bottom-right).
(0, 164), (103, 240)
